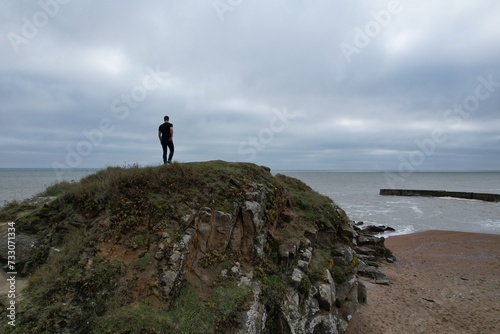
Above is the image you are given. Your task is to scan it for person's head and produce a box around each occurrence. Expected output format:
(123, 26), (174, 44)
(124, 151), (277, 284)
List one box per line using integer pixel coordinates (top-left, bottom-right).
(164, 116), (169, 122)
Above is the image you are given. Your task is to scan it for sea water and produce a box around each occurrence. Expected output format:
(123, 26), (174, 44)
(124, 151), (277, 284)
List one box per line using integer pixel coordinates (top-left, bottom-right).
(1, 169), (499, 235)
(279, 171), (500, 236)
(0, 169), (98, 206)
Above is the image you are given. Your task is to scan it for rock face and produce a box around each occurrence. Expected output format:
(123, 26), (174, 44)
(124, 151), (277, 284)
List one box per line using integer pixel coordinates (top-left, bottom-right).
(0, 161), (372, 334)
(351, 222), (396, 286)
(151, 184), (361, 333)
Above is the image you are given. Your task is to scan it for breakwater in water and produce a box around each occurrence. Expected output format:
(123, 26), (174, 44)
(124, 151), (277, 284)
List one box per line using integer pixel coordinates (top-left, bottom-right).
(379, 189), (500, 202)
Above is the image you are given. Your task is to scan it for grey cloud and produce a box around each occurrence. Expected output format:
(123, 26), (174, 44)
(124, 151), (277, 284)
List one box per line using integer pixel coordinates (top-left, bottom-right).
(1, 0), (499, 170)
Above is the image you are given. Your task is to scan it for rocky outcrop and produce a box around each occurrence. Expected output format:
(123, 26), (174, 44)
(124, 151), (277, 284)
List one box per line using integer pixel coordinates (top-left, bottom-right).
(148, 183), (362, 333)
(0, 162), (370, 334)
(351, 222), (396, 287)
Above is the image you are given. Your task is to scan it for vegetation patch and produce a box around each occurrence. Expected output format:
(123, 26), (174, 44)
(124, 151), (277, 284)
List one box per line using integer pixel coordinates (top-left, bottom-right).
(95, 280), (252, 334)
(199, 249), (230, 268)
(260, 273), (290, 308)
(308, 247), (334, 283)
(274, 174), (347, 231)
(0, 201), (38, 221)
(39, 181), (77, 197)
(332, 255), (360, 284)
(92, 303), (174, 334)
(8, 231), (123, 333)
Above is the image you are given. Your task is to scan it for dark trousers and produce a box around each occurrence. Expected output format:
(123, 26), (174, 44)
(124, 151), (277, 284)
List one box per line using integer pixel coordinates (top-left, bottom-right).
(161, 141), (174, 163)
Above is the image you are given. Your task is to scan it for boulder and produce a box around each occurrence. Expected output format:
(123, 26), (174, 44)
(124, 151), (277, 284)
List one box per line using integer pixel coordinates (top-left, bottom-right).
(335, 273), (358, 308)
(357, 281), (367, 304)
(317, 283), (334, 311)
(333, 244), (354, 266)
(307, 314), (339, 334)
(291, 268), (305, 288)
(362, 225), (395, 234)
(357, 235), (385, 246)
(357, 262), (390, 285)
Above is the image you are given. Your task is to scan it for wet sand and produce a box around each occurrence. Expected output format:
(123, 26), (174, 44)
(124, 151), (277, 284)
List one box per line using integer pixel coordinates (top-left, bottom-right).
(346, 230), (500, 334)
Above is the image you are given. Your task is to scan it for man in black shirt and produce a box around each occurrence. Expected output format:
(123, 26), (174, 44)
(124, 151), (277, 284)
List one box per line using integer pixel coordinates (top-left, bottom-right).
(158, 115), (174, 164)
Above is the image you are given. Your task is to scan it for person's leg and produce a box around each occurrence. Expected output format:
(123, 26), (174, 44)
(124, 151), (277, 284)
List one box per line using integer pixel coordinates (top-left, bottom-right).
(167, 141), (174, 162)
(161, 143), (168, 163)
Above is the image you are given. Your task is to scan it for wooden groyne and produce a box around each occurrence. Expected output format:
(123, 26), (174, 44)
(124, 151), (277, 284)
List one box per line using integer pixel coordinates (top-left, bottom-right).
(379, 189), (500, 202)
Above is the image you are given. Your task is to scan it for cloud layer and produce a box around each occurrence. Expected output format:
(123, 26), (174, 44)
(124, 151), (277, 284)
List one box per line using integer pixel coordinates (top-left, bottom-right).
(1, 0), (499, 171)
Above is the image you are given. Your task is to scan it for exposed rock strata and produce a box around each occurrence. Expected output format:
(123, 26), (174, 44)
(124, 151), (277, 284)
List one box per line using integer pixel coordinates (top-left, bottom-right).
(149, 186), (362, 333)
(351, 222), (396, 287)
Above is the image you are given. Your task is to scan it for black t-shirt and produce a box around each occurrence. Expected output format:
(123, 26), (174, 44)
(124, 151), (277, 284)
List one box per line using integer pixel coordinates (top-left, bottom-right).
(158, 122), (173, 143)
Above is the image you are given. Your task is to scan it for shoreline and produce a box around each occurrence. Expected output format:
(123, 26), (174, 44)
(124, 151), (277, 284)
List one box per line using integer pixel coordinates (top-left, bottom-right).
(384, 228), (500, 238)
(347, 229), (500, 334)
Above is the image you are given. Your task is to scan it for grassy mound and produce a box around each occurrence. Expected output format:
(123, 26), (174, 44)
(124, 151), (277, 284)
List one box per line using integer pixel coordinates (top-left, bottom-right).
(0, 161), (351, 333)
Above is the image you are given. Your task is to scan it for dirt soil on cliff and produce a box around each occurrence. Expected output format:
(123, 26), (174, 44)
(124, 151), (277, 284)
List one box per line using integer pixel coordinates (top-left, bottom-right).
(346, 230), (500, 334)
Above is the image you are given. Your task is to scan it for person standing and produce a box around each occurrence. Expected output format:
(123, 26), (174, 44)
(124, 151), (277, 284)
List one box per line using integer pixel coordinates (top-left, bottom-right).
(158, 115), (174, 164)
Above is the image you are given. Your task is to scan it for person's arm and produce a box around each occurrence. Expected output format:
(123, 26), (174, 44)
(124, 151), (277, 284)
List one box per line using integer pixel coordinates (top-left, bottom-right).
(158, 130), (162, 141)
(170, 126), (173, 141)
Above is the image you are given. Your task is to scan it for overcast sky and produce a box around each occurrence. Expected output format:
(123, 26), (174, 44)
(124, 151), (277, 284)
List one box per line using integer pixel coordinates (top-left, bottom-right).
(1, 0), (499, 171)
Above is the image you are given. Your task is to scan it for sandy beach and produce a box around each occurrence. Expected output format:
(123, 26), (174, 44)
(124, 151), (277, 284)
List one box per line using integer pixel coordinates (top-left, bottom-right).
(346, 230), (500, 334)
